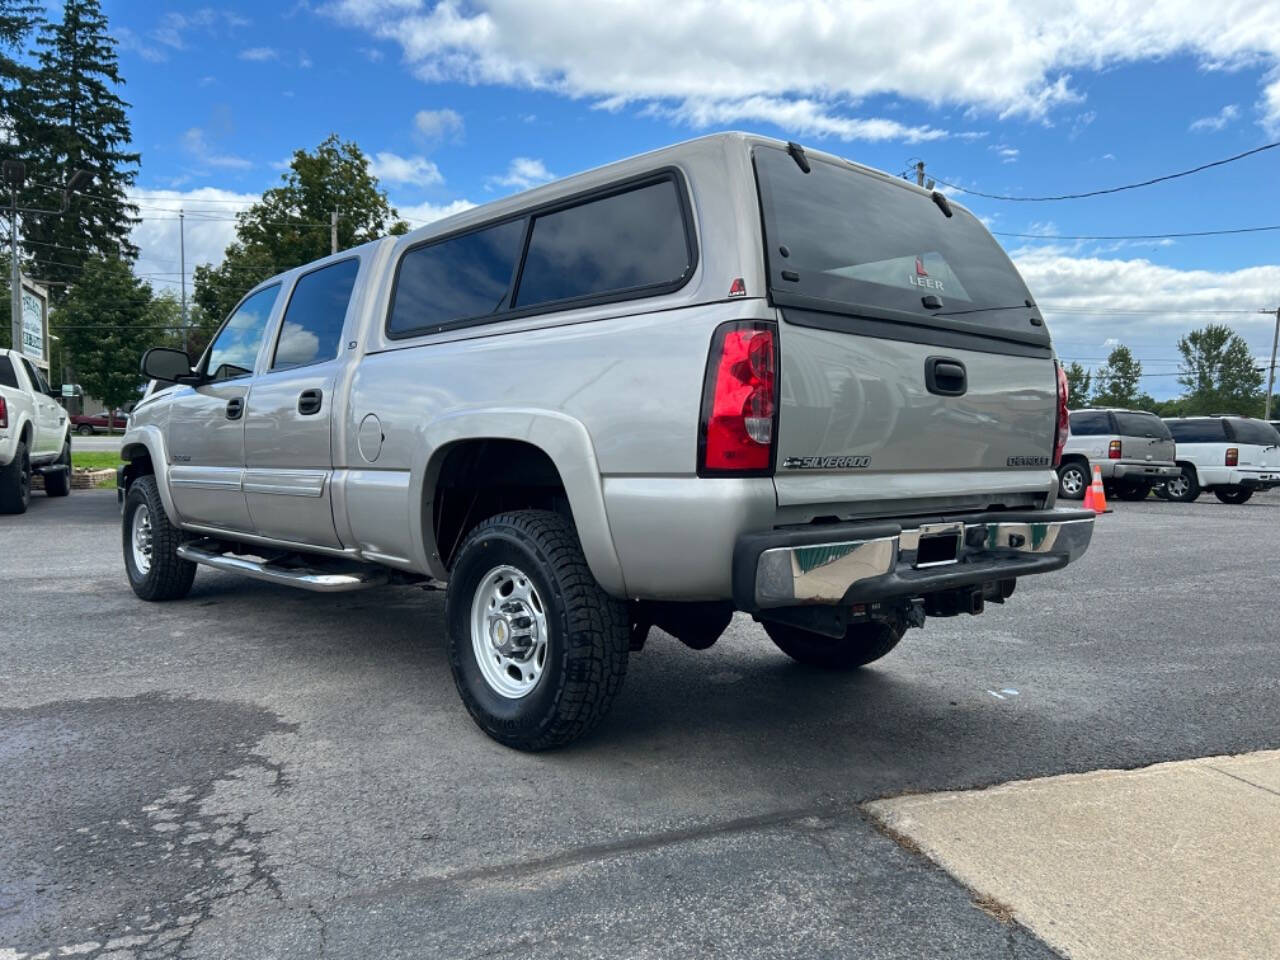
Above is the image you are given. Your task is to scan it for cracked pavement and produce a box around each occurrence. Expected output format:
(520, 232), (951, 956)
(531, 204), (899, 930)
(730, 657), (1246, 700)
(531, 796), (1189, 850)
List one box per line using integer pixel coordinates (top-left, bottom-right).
(1, 489), (1277, 958)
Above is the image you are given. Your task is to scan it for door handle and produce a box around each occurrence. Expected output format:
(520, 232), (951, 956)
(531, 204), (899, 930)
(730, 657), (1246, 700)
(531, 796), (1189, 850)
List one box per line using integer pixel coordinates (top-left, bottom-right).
(225, 397), (244, 420)
(298, 389), (323, 416)
(925, 356), (967, 397)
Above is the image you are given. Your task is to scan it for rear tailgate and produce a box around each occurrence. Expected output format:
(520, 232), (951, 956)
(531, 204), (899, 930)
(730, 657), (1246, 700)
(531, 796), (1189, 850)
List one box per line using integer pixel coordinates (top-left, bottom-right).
(754, 143), (1057, 512)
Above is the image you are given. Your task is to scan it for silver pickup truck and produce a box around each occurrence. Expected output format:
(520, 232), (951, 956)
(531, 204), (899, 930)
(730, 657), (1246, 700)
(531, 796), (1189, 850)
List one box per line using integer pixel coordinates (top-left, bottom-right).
(120, 133), (1093, 749)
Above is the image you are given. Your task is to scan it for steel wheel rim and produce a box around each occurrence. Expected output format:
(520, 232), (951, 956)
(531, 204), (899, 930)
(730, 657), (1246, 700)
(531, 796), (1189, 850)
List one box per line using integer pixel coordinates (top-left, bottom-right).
(1061, 467), (1084, 495)
(470, 564), (549, 699)
(131, 504), (154, 575)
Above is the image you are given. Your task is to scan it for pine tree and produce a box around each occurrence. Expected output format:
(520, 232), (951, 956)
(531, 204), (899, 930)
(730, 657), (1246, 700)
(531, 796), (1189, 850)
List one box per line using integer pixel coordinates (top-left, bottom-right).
(0, 1), (41, 145)
(19, 0), (139, 298)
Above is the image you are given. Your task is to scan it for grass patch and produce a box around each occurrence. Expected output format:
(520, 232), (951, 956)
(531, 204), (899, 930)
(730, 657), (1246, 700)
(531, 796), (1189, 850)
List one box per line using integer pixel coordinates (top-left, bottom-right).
(72, 451), (124, 471)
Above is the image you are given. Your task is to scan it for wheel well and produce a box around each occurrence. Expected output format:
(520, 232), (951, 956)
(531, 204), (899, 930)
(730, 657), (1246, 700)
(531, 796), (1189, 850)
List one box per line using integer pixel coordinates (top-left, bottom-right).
(1059, 454), (1088, 471)
(430, 439), (570, 569)
(120, 445), (155, 494)
(19, 421), (32, 447)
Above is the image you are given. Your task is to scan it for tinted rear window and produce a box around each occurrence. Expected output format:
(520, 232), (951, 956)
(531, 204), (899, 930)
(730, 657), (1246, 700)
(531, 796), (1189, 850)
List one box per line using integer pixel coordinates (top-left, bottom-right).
(1113, 412), (1172, 439)
(754, 146), (1045, 345)
(273, 258), (359, 370)
(388, 219), (526, 335)
(1227, 418), (1280, 445)
(1069, 411), (1111, 435)
(0, 355), (17, 389)
(514, 179), (692, 308)
(1165, 419), (1226, 443)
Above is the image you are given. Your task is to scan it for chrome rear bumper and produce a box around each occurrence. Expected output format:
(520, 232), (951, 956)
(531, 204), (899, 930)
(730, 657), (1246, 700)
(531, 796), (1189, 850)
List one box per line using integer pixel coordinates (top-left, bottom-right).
(733, 509), (1095, 610)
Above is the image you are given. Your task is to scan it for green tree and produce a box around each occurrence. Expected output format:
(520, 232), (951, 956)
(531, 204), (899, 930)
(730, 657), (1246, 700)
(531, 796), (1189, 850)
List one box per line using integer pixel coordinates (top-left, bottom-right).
(56, 256), (159, 413)
(194, 135), (408, 325)
(1091, 344), (1143, 408)
(0, 1), (41, 148)
(1063, 361), (1092, 407)
(18, 0), (139, 298)
(1176, 323), (1263, 415)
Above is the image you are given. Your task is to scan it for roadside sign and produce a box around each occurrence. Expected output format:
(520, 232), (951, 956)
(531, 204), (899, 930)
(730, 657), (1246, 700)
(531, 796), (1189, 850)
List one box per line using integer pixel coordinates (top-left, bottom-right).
(19, 275), (49, 369)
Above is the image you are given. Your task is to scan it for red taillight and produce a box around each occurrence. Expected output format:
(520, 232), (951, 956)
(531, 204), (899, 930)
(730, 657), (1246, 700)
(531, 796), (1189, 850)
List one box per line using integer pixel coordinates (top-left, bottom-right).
(1108, 439), (1122, 459)
(699, 322), (777, 474)
(0, 396), (7, 429)
(1226, 447), (1238, 467)
(1053, 363), (1069, 466)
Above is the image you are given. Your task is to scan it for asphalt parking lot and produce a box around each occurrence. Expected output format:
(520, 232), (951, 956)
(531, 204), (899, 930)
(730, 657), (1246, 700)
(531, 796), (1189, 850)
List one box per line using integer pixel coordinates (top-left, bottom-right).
(2, 489), (1277, 959)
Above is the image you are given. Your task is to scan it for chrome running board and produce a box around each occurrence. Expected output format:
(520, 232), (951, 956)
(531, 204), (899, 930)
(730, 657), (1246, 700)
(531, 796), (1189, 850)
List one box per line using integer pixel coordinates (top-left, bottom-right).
(176, 543), (388, 593)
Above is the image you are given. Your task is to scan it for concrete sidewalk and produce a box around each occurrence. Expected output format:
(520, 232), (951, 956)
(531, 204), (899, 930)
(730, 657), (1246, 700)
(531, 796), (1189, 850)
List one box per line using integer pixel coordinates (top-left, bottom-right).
(866, 751), (1280, 960)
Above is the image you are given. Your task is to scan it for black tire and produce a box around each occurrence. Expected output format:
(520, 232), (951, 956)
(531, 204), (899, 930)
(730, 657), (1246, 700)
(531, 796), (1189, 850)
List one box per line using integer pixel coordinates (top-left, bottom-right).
(1214, 486), (1253, 504)
(764, 615), (904, 670)
(76, 423), (94, 436)
(123, 475), (196, 601)
(1151, 483), (1169, 500)
(0, 439), (31, 514)
(1057, 462), (1088, 500)
(1165, 464), (1201, 503)
(445, 510), (630, 751)
(1114, 481), (1151, 502)
(44, 439), (72, 497)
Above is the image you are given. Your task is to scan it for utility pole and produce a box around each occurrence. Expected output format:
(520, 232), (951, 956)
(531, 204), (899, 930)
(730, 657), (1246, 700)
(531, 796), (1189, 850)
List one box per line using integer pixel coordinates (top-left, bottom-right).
(330, 210), (338, 256)
(915, 161), (926, 187)
(1264, 307), (1280, 421)
(179, 209), (189, 354)
(4, 161), (23, 354)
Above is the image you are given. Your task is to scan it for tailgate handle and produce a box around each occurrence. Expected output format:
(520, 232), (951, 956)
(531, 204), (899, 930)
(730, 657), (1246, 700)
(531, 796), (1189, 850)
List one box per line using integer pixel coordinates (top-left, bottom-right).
(925, 357), (967, 397)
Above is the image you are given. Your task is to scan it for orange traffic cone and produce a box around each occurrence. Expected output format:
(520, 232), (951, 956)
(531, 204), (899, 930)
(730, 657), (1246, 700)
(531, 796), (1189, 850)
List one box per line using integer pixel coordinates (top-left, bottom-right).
(1087, 465), (1108, 514)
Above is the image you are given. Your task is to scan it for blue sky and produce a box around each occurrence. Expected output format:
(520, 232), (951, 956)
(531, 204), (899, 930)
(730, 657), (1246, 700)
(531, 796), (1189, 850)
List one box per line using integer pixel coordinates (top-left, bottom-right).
(100, 0), (1280, 398)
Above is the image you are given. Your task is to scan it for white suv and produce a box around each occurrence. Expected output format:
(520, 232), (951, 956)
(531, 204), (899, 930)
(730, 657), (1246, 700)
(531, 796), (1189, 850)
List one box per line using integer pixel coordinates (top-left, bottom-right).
(1160, 416), (1280, 504)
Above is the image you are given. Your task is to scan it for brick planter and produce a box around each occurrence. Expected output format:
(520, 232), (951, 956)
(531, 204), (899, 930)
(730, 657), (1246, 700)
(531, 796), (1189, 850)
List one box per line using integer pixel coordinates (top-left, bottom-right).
(32, 468), (116, 491)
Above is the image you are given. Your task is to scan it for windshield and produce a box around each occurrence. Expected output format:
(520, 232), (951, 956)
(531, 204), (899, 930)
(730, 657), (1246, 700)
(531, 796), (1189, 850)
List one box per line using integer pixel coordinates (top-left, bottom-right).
(754, 146), (1047, 346)
(1228, 418), (1280, 446)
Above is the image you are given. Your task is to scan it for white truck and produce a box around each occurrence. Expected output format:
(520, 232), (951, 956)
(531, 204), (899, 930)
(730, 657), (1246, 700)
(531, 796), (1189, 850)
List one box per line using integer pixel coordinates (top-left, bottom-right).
(0, 347), (72, 513)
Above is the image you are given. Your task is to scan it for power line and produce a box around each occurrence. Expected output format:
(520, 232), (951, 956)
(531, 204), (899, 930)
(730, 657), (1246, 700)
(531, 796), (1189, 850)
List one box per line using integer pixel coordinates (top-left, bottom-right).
(995, 224), (1280, 241)
(936, 140), (1280, 201)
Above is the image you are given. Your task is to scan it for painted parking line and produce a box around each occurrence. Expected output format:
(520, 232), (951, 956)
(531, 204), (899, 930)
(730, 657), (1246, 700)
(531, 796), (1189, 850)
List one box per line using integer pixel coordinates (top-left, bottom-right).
(865, 751), (1280, 960)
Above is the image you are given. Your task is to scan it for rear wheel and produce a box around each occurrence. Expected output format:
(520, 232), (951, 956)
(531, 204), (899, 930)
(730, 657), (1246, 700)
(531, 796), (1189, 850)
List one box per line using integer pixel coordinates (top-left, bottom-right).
(1214, 486), (1253, 504)
(123, 476), (196, 601)
(1057, 462), (1088, 500)
(764, 616), (904, 670)
(445, 510), (630, 751)
(0, 440), (31, 514)
(44, 439), (72, 497)
(1114, 481), (1151, 501)
(1165, 465), (1200, 503)
(76, 423), (94, 436)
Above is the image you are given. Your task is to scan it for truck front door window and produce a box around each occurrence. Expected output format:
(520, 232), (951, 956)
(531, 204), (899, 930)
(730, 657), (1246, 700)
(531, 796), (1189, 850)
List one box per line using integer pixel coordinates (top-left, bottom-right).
(206, 285), (280, 381)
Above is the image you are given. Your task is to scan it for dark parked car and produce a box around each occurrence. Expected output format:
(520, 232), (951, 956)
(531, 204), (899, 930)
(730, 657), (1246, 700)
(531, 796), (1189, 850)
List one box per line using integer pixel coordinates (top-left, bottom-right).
(70, 410), (130, 435)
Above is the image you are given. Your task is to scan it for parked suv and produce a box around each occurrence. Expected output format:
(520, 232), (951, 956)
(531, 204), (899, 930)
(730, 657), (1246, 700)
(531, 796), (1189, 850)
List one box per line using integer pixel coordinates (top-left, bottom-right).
(1058, 408), (1178, 501)
(118, 133), (1093, 749)
(1160, 416), (1280, 503)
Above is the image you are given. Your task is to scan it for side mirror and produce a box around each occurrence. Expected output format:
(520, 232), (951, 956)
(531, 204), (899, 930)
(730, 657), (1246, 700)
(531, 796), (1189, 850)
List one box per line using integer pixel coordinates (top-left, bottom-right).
(140, 346), (196, 384)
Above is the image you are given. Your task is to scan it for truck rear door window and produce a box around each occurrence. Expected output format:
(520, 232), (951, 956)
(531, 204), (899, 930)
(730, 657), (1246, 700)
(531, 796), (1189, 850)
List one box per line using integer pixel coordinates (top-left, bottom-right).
(514, 179), (691, 308)
(272, 258), (359, 370)
(0, 355), (18, 389)
(388, 218), (526, 335)
(1113, 412), (1171, 439)
(754, 145), (1047, 347)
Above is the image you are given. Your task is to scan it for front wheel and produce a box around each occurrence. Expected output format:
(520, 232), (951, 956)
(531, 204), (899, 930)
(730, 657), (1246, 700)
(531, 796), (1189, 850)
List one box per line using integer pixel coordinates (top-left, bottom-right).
(123, 476), (196, 601)
(1165, 465), (1200, 503)
(764, 616), (904, 670)
(1214, 486), (1253, 504)
(445, 510), (630, 751)
(44, 439), (72, 497)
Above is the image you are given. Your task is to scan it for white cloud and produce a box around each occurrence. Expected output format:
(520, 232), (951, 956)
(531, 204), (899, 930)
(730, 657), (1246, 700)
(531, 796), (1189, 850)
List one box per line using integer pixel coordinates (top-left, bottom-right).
(394, 198), (478, 226)
(299, 51), (314, 68)
(324, 0), (1280, 136)
(359, 46), (385, 62)
(116, 9), (249, 61)
(486, 157), (554, 191)
(1189, 103), (1240, 132)
(990, 144), (1020, 163)
(238, 46), (279, 62)
(182, 128), (253, 170)
(413, 107), (464, 141)
(367, 151), (444, 185)
(652, 96), (947, 143)
(128, 187), (261, 296)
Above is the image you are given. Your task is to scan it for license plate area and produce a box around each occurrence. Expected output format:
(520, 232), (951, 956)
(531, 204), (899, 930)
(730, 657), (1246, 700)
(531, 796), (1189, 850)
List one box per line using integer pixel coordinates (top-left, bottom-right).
(911, 522), (963, 568)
